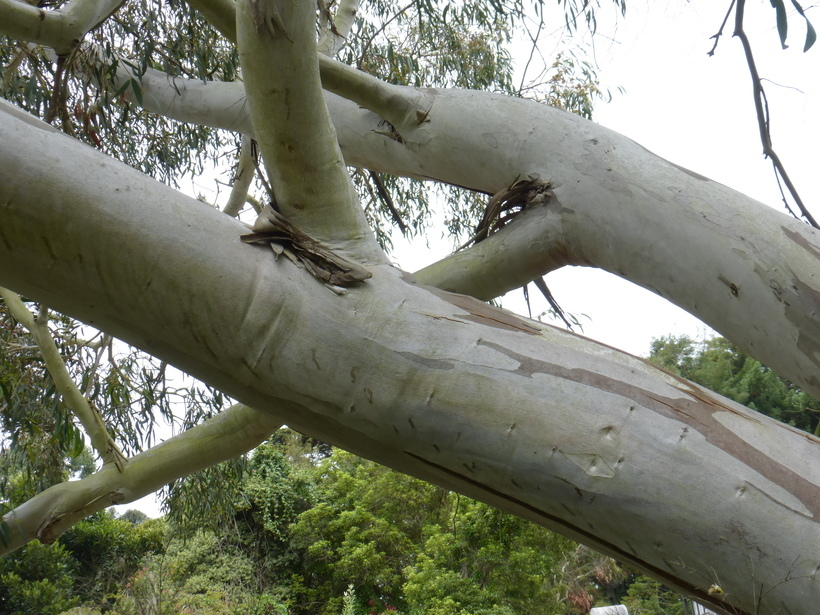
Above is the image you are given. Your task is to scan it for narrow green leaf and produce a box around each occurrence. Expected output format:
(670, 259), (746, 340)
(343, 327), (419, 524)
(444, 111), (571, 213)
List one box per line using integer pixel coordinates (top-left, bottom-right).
(805, 20), (817, 50)
(130, 79), (143, 106)
(771, 0), (789, 47)
(0, 520), (10, 548)
(0, 381), (12, 407)
(70, 428), (85, 458)
(790, 0), (817, 50)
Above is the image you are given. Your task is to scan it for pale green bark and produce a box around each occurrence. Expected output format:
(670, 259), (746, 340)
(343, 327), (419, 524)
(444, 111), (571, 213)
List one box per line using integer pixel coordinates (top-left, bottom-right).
(317, 0), (360, 57)
(71, 58), (820, 403)
(235, 0), (383, 262)
(1, 4), (820, 614)
(223, 135), (255, 218)
(0, 0), (123, 53)
(0, 103), (818, 615)
(0, 403), (281, 554)
(183, 0), (431, 131)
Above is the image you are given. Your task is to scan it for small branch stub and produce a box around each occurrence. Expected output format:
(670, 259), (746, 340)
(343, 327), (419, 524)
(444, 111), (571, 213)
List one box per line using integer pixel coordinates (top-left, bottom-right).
(241, 210), (372, 287)
(459, 175), (552, 250)
(248, 0), (293, 41)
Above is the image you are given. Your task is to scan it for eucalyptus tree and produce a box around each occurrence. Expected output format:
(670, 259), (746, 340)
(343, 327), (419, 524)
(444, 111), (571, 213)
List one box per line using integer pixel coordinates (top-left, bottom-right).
(0, 1), (819, 615)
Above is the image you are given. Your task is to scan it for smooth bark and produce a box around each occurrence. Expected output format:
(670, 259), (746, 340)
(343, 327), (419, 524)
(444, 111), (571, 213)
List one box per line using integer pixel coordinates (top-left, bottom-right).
(73, 59), (820, 402)
(2, 3), (820, 612)
(0, 403), (281, 553)
(1, 100), (818, 615)
(235, 0), (382, 260)
(0, 0), (123, 53)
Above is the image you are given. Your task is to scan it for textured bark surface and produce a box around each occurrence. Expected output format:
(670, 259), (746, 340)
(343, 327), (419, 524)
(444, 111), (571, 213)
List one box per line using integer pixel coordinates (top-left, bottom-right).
(89, 66), (820, 401)
(1, 3), (820, 612)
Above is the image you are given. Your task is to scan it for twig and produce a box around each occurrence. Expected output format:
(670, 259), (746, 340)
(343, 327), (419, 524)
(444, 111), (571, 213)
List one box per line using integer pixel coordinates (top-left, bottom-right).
(368, 171), (408, 235)
(44, 54), (67, 125)
(517, 11), (546, 95)
(732, 0), (818, 228)
(708, 0), (737, 57)
(357, 1), (415, 70)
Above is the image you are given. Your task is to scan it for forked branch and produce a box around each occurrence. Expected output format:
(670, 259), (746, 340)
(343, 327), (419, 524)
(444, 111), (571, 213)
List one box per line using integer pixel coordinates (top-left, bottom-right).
(183, 0), (431, 132)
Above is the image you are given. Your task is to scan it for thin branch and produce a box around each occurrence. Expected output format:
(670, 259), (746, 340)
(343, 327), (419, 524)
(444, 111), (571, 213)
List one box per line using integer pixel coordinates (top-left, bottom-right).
(319, 56), (434, 132)
(517, 10), (546, 95)
(59, 331), (107, 350)
(223, 134), (256, 218)
(708, 0), (737, 57)
(246, 193), (263, 213)
(44, 54), (67, 125)
(357, 1), (414, 69)
(0, 288), (126, 469)
(368, 171), (408, 235)
(317, 0), (361, 57)
(732, 0), (818, 227)
(82, 333), (111, 397)
(0, 404), (282, 554)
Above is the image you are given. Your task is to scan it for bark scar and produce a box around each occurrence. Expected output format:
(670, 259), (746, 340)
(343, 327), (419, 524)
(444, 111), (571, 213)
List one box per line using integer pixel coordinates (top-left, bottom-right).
(249, 0), (294, 41)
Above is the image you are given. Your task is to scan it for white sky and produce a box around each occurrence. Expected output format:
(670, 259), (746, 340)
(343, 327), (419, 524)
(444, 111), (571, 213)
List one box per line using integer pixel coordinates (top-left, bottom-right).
(131, 0), (819, 517)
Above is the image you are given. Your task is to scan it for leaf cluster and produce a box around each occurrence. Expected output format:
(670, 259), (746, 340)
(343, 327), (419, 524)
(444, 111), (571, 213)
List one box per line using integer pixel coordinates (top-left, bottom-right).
(0, 513), (165, 614)
(769, 0), (816, 52)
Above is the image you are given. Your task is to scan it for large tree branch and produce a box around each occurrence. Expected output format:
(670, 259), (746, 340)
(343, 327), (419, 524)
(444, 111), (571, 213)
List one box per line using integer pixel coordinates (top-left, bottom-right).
(62, 58), (820, 403)
(235, 0), (383, 262)
(317, 0), (360, 57)
(0, 403), (281, 554)
(1, 100), (819, 615)
(180, 0), (431, 130)
(0, 0), (123, 54)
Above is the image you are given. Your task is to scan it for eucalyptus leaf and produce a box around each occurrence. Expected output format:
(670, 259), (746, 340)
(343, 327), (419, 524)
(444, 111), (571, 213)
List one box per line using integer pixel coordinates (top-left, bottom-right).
(129, 78), (143, 107)
(773, 0), (789, 47)
(789, 0), (817, 51)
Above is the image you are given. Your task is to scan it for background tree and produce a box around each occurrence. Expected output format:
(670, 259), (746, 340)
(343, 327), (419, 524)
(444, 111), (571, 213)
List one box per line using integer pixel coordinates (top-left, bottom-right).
(649, 335), (820, 435)
(0, 512), (164, 614)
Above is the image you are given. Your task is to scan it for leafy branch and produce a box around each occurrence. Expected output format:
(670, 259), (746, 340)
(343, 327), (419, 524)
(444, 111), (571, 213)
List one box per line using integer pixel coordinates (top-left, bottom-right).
(0, 288), (126, 469)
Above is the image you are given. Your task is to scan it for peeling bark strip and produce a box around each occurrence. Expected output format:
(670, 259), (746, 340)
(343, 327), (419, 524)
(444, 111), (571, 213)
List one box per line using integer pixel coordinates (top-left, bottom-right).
(424, 285), (540, 334)
(241, 210), (372, 286)
(460, 175), (552, 249)
(479, 339), (820, 520)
